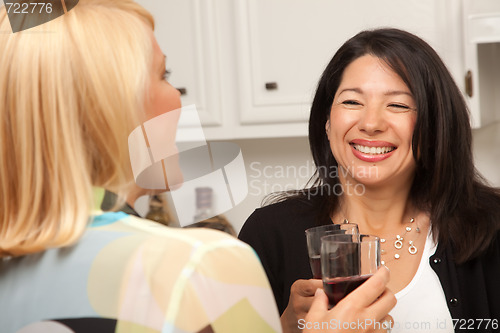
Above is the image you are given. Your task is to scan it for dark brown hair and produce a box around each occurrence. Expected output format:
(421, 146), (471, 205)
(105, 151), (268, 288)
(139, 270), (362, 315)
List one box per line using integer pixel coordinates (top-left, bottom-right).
(279, 28), (500, 263)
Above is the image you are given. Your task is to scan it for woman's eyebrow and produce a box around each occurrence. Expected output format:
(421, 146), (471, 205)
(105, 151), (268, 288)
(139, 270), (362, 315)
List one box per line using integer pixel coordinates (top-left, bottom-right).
(338, 88), (363, 95)
(383, 90), (413, 97)
(337, 88), (413, 98)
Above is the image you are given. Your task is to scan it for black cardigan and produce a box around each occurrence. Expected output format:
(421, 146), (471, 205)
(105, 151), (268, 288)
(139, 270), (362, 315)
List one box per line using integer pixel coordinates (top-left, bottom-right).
(238, 197), (500, 332)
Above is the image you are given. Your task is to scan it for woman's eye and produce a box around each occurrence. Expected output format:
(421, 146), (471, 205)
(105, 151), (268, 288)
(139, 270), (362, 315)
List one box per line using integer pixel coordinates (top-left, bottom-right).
(342, 100), (361, 106)
(162, 69), (171, 81)
(388, 103), (411, 111)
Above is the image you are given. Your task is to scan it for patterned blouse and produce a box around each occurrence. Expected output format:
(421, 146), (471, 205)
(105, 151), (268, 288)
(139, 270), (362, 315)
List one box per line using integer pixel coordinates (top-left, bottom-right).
(0, 212), (281, 333)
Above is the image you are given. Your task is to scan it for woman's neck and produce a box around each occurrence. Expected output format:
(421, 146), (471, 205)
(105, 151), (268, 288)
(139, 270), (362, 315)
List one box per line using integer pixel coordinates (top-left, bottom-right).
(334, 175), (416, 235)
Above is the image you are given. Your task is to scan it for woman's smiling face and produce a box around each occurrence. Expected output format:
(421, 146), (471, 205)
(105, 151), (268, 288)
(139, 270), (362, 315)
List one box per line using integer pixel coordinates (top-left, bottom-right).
(326, 54), (418, 188)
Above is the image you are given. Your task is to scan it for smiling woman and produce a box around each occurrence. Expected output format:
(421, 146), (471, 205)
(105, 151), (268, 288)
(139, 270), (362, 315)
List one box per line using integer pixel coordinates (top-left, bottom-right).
(326, 55), (417, 186)
(239, 28), (500, 333)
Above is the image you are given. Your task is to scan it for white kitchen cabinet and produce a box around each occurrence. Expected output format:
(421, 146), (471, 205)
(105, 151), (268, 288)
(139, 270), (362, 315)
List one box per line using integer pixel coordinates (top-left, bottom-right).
(462, 0), (500, 128)
(136, 0), (223, 127)
(136, 0), (497, 139)
(233, 0), (457, 125)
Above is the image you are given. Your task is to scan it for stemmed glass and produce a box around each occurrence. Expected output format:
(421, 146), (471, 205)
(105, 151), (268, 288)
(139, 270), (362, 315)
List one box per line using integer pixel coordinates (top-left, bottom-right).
(321, 234), (380, 307)
(305, 223), (359, 279)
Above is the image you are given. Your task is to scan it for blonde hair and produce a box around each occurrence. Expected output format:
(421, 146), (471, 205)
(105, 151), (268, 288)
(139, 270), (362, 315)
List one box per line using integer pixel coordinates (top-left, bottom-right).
(0, 0), (154, 256)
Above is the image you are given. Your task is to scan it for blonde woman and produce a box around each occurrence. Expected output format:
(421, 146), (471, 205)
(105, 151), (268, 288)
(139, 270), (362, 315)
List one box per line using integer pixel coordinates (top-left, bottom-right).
(0, 1), (285, 332)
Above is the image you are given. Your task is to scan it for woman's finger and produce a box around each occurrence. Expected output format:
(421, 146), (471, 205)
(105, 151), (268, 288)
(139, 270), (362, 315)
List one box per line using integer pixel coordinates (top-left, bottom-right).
(291, 279), (324, 298)
(305, 288), (329, 319)
(379, 314), (394, 332)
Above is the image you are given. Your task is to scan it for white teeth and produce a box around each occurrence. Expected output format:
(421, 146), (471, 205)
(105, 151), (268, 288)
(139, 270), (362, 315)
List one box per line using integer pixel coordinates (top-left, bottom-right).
(353, 144), (395, 155)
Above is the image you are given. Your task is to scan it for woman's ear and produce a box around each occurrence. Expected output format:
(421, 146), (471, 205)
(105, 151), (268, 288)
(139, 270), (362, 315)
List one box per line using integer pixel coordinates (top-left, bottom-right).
(325, 119), (331, 141)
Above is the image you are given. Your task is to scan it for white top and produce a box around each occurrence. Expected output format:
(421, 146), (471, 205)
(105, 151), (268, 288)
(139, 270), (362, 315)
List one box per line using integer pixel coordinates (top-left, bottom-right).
(389, 231), (454, 333)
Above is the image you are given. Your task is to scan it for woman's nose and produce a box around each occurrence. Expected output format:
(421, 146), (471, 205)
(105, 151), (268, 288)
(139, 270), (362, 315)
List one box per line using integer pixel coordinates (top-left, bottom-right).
(357, 104), (388, 135)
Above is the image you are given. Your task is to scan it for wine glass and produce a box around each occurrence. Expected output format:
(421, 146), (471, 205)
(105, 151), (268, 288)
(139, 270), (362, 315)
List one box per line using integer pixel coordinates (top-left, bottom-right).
(321, 234), (380, 307)
(305, 223), (359, 279)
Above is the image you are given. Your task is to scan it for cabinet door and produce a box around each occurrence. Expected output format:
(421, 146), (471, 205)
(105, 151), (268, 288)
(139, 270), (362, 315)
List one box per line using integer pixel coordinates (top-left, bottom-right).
(462, 0), (500, 128)
(234, 0), (449, 125)
(136, 0), (223, 127)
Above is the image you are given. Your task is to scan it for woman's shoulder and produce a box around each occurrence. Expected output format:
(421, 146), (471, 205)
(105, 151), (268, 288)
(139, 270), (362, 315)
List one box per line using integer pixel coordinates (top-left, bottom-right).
(436, 224), (500, 265)
(253, 196), (316, 218)
(256, 188), (327, 216)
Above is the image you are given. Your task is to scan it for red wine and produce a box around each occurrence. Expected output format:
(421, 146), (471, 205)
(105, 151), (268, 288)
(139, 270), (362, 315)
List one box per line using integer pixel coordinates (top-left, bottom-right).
(309, 255), (321, 279)
(323, 274), (372, 306)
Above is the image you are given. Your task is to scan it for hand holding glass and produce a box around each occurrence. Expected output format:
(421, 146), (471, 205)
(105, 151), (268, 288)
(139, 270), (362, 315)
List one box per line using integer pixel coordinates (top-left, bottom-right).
(321, 234), (380, 307)
(305, 223), (359, 279)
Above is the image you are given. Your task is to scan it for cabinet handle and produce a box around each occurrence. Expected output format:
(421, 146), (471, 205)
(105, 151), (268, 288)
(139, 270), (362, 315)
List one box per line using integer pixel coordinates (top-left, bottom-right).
(465, 71), (473, 97)
(265, 82), (278, 90)
(177, 87), (187, 96)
